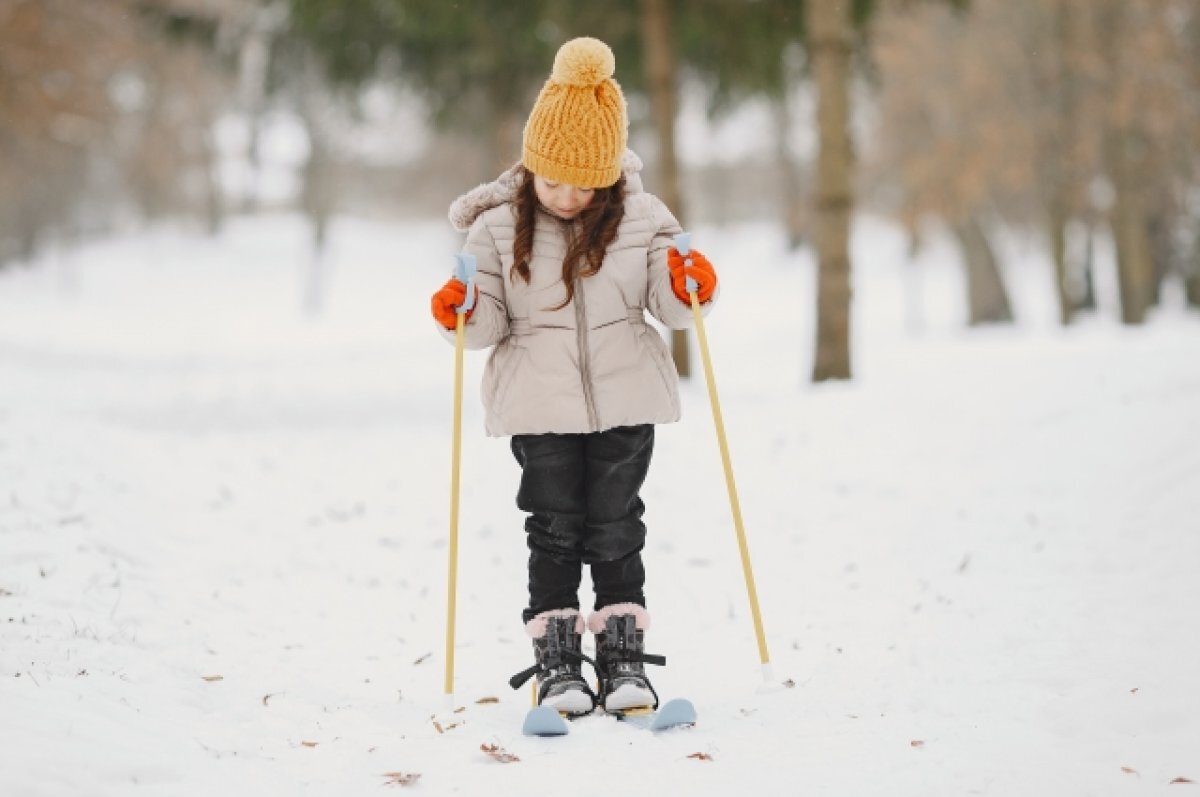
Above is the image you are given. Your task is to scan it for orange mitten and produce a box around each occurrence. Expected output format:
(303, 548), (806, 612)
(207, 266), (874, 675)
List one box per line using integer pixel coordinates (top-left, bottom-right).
(431, 278), (475, 329)
(667, 247), (718, 304)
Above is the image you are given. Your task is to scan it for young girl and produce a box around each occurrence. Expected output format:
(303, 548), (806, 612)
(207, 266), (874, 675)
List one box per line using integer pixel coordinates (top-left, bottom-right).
(430, 37), (719, 717)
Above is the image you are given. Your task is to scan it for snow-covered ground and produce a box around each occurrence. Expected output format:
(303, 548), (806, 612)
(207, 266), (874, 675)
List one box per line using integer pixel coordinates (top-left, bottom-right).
(1, 214), (1197, 796)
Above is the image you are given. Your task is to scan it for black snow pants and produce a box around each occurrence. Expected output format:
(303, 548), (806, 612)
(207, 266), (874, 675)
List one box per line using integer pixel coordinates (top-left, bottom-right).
(511, 424), (654, 624)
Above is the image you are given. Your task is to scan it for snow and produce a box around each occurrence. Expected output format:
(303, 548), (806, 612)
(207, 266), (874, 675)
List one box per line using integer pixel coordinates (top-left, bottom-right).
(2, 213), (1198, 796)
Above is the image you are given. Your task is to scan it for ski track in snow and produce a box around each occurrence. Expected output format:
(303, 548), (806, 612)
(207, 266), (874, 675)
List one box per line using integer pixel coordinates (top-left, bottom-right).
(1, 215), (1198, 796)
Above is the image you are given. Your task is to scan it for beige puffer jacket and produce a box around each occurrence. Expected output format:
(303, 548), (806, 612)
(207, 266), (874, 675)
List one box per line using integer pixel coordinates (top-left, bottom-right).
(438, 150), (715, 437)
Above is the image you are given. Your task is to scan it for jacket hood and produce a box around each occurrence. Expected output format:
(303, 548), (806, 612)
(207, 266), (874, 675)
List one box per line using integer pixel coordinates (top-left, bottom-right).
(448, 149), (645, 232)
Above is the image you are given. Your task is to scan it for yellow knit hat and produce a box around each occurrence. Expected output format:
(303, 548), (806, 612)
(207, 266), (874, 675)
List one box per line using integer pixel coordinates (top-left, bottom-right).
(522, 37), (628, 189)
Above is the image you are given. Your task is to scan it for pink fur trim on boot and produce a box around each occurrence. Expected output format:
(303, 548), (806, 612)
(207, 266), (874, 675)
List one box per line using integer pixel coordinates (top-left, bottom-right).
(525, 608), (585, 638)
(587, 603), (651, 634)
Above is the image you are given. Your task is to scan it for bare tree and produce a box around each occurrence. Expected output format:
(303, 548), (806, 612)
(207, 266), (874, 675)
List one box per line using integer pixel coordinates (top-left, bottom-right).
(0, 0), (134, 265)
(1093, 1), (1152, 323)
(0, 0), (258, 267)
(953, 216), (1013, 324)
(807, 0), (855, 381)
(1040, 0), (1087, 324)
(870, 1), (1038, 326)
(870, 0), (1200, 327)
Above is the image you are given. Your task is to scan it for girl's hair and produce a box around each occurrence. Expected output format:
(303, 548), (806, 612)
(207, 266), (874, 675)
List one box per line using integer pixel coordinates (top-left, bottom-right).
(511, 167), (627, 310)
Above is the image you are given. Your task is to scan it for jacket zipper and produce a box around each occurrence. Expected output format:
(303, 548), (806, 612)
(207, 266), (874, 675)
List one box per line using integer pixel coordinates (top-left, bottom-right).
(565, 223), (601, 432)
(574, 275), (600, 432)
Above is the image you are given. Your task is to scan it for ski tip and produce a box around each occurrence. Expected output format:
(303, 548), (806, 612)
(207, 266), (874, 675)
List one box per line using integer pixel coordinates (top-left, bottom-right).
(522, 705), (569, 737)
(649, 698), (697, 731)
(612, 698), (697, 731)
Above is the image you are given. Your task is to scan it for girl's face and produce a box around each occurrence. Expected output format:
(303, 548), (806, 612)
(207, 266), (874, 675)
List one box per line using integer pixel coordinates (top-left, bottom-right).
(533, 174), (596, 220)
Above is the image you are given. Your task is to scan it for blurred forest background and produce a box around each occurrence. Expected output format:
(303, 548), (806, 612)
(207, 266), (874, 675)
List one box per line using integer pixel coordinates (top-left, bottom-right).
(2, 0), (1199, 380)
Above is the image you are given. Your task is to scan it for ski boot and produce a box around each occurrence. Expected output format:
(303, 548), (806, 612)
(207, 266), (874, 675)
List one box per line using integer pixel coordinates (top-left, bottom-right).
(509, 609), (597, 717)
(589, 604), (666, 713)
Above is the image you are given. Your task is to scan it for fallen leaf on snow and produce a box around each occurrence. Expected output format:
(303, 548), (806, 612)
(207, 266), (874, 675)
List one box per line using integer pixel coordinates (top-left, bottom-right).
(382, 772), (421, 787)
(688, 752), (714, 762)
(476, 696), (500, 704)
(481, 743), (520, 763)
(1121, 767), (1139, 776)
(911, 740), (925, 748)
(431, 720), (462, 734)
(1130, 687), (1139, 694)
(201, 675), (223, 682)
(301, 741), (318, 748)
(1169, 777), (1194, 784)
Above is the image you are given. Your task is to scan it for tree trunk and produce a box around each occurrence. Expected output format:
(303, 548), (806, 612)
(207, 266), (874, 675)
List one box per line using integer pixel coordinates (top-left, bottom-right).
(953, 215), (1013, 325)
(1047, 0), (1075, 325)
(300, 129), (333, 317)
(1147, 208), (1174, 306)
(1098, 0), (1153, 325)
(1074, 223), (1097, 312)
(1186, 268), (1200, 308)
(903, 221), (925, 334)
(237, 16), (273, 214)
(200, 126), (223, 236)
(297, 52), (337, 317)
(807, 0), (854, 382)
(640, 0), (691, 378)
(16, 208), (39, 264)
(1109, 144), (1153, 324)
(1048, 207), (1073, 325)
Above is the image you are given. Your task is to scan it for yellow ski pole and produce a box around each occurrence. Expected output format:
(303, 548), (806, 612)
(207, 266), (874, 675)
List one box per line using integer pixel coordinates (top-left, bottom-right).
(675, 233), (773, 684)
(444, 253), (476, 705)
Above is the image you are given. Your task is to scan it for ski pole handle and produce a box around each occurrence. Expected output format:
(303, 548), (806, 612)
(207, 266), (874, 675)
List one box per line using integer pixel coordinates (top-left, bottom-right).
(454, 253), (477, 313)
(673, 232), (698, 294)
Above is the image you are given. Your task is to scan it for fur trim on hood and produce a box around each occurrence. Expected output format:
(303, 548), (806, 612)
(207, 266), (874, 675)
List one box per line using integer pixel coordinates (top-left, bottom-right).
(447, 149), (645, 232)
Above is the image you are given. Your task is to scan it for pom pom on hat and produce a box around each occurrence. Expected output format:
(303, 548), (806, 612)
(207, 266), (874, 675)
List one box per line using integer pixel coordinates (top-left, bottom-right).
(522, 37), (628, 189)
(550, 37), (615, 87)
